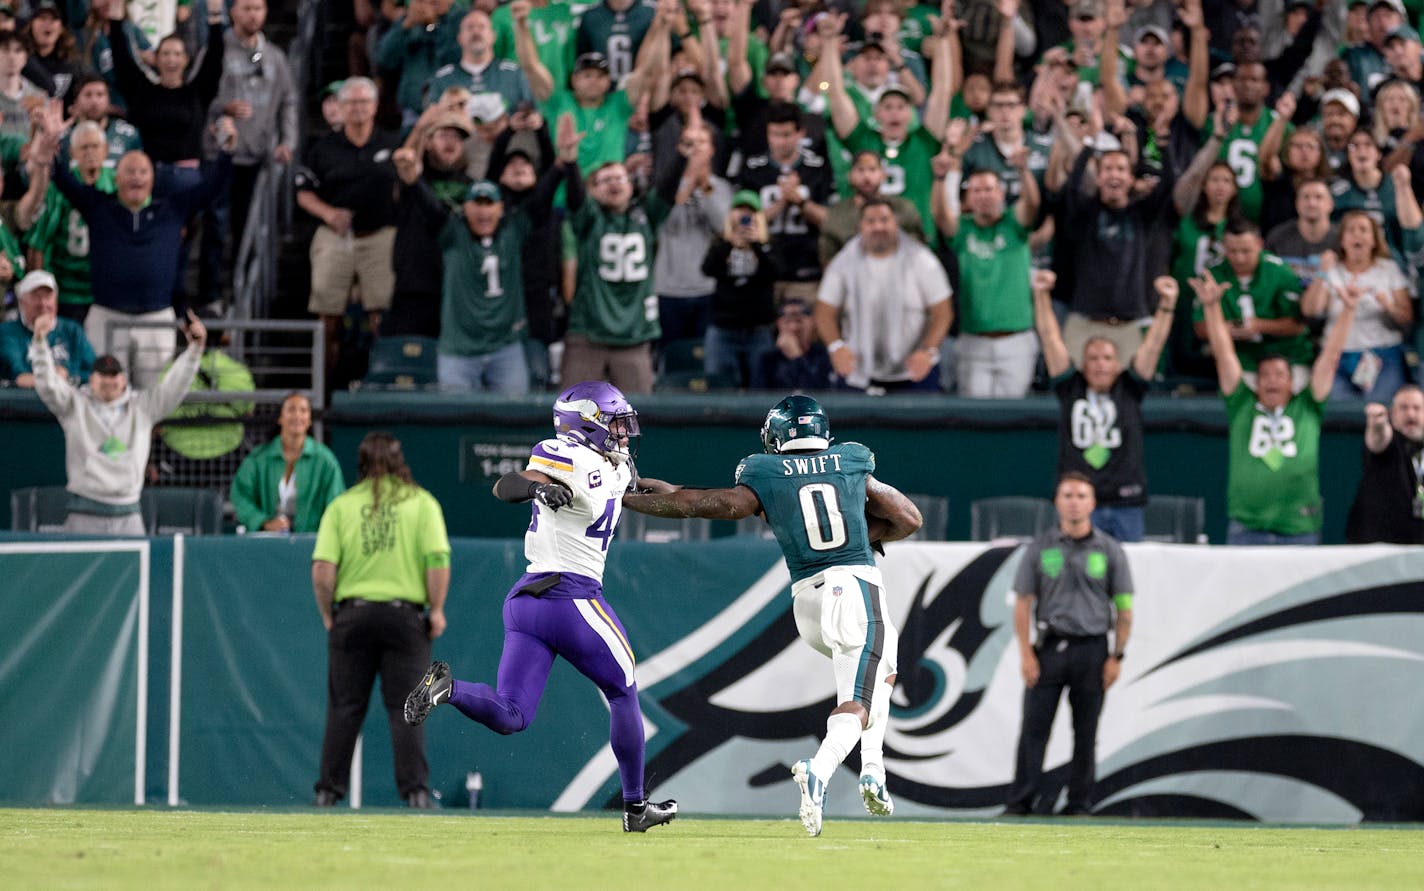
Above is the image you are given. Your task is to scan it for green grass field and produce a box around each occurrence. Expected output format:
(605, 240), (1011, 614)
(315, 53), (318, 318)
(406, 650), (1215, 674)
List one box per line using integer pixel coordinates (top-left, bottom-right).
(2, 808), (1419, 891)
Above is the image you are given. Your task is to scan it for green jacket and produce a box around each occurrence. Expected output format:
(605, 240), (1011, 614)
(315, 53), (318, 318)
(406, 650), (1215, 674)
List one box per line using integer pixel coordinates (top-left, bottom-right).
(230, 436), (346, 533)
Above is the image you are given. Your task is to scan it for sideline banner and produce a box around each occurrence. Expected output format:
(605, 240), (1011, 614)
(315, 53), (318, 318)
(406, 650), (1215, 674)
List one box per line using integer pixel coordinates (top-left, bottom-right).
(5, 537), (1422, 822)
(0, 546), (146, 804)
(634, 543), (1424, 823)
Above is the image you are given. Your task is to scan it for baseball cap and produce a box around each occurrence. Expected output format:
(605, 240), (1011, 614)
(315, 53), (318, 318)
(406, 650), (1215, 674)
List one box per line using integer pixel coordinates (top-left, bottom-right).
(31, 0), (60, 16)
(671, 66), (704, 88)
(574, 52), (611, 74)
(1321, 88), (1361, 117)
(431, 111), (473, 137)
(466, 93), (505, 124)
(731, 189), (762, 211)
(1209, 62), (1236, 82)
(465, 180), (502, 203)
(16, 269), (58, 298)
(778, 298), (810, 316)
(1072, 0), (1102, 20)
(93, 355), (125, 376)
(1386, 23), (1422, 43)
(0, 4), (16, 16)
(877, 84), (915, 104)
(1370, 0), (1406, 15)
(1134, 25), (1170, 45)
(322, 80), (344, 98)
(766, 52), (798, 75)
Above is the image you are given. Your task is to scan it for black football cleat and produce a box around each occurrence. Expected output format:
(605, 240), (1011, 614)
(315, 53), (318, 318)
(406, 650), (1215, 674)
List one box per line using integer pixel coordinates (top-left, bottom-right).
(623, 798), (678, 832)
(404, 661), (452, 726)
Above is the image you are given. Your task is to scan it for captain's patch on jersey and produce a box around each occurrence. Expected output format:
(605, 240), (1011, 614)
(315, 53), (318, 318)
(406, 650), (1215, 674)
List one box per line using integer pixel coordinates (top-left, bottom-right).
(588, 470), (603, 489)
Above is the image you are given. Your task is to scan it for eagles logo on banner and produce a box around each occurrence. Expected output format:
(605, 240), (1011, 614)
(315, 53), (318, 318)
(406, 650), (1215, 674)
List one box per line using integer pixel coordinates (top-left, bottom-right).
(557, 544), (1424, 823)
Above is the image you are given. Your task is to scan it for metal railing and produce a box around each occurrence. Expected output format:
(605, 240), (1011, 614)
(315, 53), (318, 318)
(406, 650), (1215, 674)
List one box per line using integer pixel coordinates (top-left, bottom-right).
(230, 0), (325, 323)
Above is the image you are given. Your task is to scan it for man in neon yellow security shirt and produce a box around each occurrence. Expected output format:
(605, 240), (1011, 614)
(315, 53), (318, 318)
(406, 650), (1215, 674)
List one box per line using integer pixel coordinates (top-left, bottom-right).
(311, 432), (451, 809)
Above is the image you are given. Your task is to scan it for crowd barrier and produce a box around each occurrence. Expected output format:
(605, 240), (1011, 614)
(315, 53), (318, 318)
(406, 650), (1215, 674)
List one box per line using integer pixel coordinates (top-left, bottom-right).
(3, 534), (1421, 823)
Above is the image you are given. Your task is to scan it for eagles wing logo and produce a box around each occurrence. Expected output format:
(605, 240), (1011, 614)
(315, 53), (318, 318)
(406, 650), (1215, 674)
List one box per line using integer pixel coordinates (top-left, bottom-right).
(577, 547), (1424, 822)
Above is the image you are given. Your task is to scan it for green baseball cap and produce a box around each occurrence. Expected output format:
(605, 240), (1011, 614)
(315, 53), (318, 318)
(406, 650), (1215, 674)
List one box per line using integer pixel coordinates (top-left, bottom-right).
(731, 189), (762, 211)
(322, 80), (344, 97)
(466, 180), (502, 203)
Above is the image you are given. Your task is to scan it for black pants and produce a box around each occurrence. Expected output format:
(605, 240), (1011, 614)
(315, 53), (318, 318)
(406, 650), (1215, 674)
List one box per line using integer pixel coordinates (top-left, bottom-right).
(315, 600), (432, 801)
(1006, 634), (1107, 813)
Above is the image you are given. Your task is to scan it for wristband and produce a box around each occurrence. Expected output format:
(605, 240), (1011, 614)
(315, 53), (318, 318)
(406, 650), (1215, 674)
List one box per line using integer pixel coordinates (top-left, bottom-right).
(1112, 650), (1126, 661)
(828, 339), (847, 353)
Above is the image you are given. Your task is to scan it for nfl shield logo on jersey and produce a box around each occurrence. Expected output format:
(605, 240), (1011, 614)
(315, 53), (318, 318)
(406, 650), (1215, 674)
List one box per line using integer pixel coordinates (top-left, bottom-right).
(832, 586), (842, 597)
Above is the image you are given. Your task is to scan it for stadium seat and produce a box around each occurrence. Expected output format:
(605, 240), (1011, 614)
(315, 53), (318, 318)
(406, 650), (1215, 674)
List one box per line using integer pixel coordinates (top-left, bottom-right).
(655, 339), (740, 391)
(659, 338), (706, 376)
(620, 512), (712, 544)
(9, 486), (71, 532)
(364, 336), (438, 389)
(970, 496), (1056, 543)
(141, 487), (224, 536)
(733, 514), (777, 539)
(1144, 495), (1207, 544)
(905, 493), (950, 541)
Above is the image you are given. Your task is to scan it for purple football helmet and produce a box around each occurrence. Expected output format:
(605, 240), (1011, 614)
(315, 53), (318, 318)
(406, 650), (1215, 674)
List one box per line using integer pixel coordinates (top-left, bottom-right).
(553, 380), (640, 462)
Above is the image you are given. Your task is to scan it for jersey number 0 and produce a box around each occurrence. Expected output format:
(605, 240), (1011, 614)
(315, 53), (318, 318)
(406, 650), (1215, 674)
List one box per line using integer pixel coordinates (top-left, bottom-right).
(797, 483), (847, 551)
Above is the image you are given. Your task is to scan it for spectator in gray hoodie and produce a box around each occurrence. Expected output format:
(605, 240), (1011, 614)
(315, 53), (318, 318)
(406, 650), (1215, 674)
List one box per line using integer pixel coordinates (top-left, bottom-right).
(651, 122), (728, 351)
(28, 309), (207, 534)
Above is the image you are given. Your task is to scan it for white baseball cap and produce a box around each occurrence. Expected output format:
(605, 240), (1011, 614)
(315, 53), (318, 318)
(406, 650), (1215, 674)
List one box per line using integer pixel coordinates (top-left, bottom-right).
(1321, 88), (1361, 118)
(16, 269), (58, 298)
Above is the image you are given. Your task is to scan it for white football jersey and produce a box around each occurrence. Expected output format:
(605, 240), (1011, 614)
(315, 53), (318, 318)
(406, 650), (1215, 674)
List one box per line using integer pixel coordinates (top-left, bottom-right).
(523, 435), (631, 582)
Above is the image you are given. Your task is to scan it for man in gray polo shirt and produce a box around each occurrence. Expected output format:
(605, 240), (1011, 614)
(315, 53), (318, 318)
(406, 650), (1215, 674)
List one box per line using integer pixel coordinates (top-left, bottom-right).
(1004, 471), (1134, 816)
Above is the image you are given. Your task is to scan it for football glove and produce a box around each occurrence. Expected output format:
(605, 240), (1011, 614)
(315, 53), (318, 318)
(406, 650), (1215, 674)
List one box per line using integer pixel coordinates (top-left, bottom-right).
(533, 482), (573, 511)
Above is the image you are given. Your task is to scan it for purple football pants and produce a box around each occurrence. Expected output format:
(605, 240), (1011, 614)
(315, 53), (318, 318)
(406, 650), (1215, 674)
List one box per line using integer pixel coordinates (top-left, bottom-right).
(448, 593), (647, 802)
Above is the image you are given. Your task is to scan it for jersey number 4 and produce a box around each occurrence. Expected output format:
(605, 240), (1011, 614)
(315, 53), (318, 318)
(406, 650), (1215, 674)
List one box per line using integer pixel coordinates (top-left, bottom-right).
(797, 483), (847, 551)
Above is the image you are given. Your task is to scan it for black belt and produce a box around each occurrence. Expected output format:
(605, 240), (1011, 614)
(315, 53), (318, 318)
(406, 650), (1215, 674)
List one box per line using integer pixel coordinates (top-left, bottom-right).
(1040, 629), (1107, 644)
(337, 598), (425, 612)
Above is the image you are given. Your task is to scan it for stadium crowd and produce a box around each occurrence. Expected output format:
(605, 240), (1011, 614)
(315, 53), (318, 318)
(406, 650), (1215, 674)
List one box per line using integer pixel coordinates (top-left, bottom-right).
(3, 0), (1424, 543)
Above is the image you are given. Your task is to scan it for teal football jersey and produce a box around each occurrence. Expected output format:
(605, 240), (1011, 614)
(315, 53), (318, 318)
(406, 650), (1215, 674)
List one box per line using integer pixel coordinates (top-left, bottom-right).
(735, 442), (876, 583)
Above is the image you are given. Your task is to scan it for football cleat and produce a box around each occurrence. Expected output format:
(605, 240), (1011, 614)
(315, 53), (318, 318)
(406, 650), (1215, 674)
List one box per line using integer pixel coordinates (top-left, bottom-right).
(623, 798), (678, 832)
(859, 774), (893, 816)
(403, 661), (452, 726)
(791, 759), (828, 837)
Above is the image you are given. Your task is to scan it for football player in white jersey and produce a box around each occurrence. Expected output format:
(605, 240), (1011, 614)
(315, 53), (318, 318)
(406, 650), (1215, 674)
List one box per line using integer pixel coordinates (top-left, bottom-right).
(402, 381), (677, 832)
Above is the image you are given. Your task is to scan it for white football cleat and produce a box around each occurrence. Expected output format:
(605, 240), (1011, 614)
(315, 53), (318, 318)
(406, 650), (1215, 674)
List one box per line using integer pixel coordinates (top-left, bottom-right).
(791, 759), (827, 837)
(859, 774), (893, 816)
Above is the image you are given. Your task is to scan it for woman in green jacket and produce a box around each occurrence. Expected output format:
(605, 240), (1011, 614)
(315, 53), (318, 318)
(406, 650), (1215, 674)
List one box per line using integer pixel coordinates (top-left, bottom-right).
(231, 393), (346, 533)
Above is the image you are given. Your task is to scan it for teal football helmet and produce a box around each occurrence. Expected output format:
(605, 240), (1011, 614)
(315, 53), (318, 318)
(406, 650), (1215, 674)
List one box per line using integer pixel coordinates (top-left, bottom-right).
(761, 395), (831, 454)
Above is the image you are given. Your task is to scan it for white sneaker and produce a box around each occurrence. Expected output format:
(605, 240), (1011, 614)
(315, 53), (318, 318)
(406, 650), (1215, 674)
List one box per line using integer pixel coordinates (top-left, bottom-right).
(791, 759), (827, 837)
(859, 774), (893, 816)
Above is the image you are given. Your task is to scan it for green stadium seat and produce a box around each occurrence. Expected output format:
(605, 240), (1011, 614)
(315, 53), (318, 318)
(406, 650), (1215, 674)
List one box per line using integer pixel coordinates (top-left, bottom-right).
(620, 512), (712, 543)
(1144, 495), (1207, 544)
(905, 493), (949, 541)
(365, 336), (439, 389)
(141, 487), (225, 536)
(9, 486), (71, 532)
(970, 496), (1056, 543)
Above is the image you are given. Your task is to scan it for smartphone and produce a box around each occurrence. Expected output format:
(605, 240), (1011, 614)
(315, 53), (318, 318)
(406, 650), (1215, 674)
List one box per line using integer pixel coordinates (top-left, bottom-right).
(739, 214), (754, 226)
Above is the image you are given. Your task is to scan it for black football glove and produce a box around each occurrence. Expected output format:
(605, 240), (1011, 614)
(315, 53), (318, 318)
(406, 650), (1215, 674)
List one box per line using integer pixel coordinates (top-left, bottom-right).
(533, 482), (573, 511)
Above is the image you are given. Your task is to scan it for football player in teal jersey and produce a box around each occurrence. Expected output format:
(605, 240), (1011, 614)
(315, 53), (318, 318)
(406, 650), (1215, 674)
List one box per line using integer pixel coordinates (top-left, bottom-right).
(622, 395), (922, 836)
